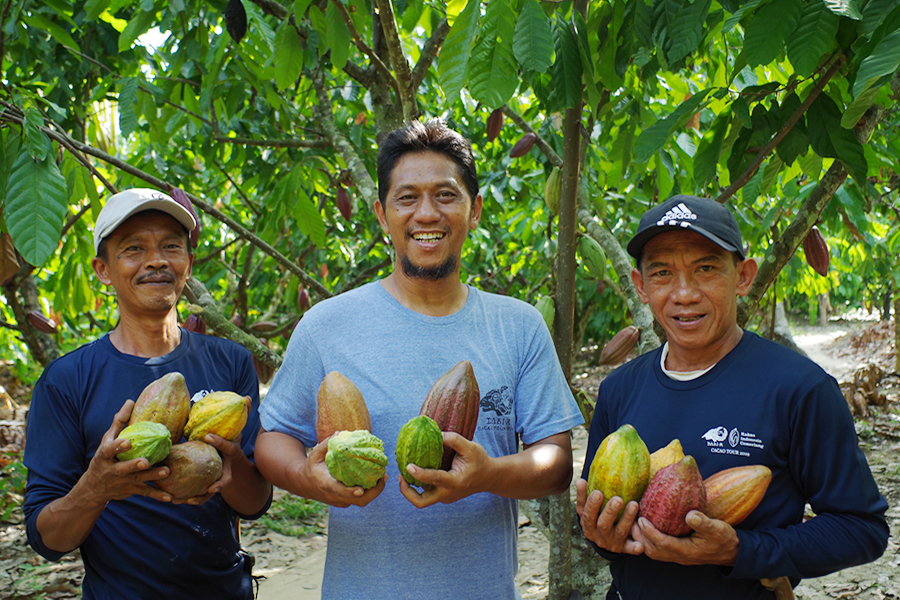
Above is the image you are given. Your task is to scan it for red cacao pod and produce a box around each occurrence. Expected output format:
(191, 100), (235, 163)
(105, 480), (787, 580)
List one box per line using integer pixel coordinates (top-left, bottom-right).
(598, 326), (639, 365)
(639, 455), (706, 537)
(27, 310), (57, 334)
(230, 314), (243, 329)
(596, 280), (606, 295)
(486, 108), (503, 141)
(184, 314), (206, 335)
(170, 187), (200, 249)
(419, 361), (481, 471)
(509, 132), (536, 158)
(251, 320), (278, 333)
(802, 226), (829, 277)
(703, 465), (771, 526)
(253, 339), (275, 384)
(336, 185), (352, 221)
(297, 286), (310, 311)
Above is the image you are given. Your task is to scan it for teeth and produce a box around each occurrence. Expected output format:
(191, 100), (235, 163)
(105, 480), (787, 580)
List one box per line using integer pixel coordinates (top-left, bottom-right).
(675, 316), (701, 322)
(414, 233), (443, 241)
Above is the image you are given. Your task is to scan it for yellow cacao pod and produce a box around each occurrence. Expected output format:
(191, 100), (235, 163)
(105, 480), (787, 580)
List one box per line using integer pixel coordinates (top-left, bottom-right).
(649, 438), (685, 479)
(184, 391), (249, 442)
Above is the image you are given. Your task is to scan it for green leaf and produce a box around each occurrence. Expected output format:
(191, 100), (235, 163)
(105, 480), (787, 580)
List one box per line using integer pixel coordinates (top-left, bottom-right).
(118, 8), (156, 53)
(288, 169), (326, 247)
(84, 0), (112, 21)
(22, 14), (81, 53)
(513, 0), (553, 73)
(807, 93), (868, 182)
(325, 2), (351, 71)
(743, 0), (802, 66)
(666, 0), (711, 64)
(23, 107), (51, 161)
(294, 0), (313, 18)
(741, 162), (764, 203)
(787, 2), (839, 77)
(723, 0), (762, 33)
(549, 19), (583, 110)
(841, 82), (884, 128)
(823, 0), (863, 20)
(468, 0), (518, 108)
(851, 28), (900, 98)
(634, 89), (713, 164)
(274, 21), (305, 90)
(693, 111), (729, 187)
(860, 0), (898, 34)
(4, 150), (69, 266)
(775, 93), (808, 166)
(438, 0), (480, 100)
(118, 77), (140, 137)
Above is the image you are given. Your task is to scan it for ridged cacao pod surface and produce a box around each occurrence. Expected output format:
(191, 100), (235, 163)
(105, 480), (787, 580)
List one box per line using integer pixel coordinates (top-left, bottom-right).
(156, 441), (223, 499)
(578, 235), (607, 279)
(486, 108), (503, 141)
(116, 421), (172, 465)
(639, 455), (706, 537)
(129, 372), (191, 444)
(419, 361), (481, 470)
(703, 464), (772, 525)
(395, 415), (443, 488)
(184, 314), (206, 335)
(649, 438), (685, 479)
(802, 226), (830, 277)
(184, 391), (249, 442)
(27, 310), (58, 334)
(543, 166), (561, 216)
(325, 430), (388, 489)
(316, 372), (372, 443)
(586, 424), (650, 521)
(509, 132), (537, 158)
(598, 326), (640, 365)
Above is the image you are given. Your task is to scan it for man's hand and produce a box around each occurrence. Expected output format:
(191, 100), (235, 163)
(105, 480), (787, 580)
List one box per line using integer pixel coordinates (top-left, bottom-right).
(575, 478), (643, 555)
(303, 437), (386, 508)
(170, 432), (243, 506)
(631, 510), (739, 566)
(399, 432), (490, 508)
(82, 400), (173, 505)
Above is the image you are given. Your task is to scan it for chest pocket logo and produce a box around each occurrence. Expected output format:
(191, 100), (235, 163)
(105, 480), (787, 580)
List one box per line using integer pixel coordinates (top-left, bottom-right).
(480, 386), (512, 416)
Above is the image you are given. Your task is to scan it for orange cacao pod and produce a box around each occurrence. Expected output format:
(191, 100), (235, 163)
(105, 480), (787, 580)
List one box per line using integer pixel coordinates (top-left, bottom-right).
(129, 371), (192, 444)
(703, 464), (772, 526)
(598, 326), (639, 365)
(27, 310), (57, 334)
(486, 108), (503, 141)
(316, 372), (372, 443)
(509, 132), (536, 158)
(802, 226), (829, 277)
(419, 361), (481, 470)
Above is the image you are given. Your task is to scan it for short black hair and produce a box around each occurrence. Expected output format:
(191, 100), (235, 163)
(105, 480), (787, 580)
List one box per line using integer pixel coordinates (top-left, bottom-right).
(376, 119), (479, 207)
(96, 209), (192, 261)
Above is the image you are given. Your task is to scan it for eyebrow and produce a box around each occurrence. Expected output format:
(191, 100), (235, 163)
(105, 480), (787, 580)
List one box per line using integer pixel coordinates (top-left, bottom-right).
(645, 254), (725, 270)
(391, 180), (460, 194)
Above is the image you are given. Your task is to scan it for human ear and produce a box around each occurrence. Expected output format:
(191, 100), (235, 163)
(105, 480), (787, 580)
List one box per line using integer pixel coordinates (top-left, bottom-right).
(735, 258), (758, 296)
(630, 268), (650, 304)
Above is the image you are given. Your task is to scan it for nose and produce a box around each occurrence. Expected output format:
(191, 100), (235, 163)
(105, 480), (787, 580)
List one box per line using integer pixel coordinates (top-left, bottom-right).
(413, 195), (441, 222)
(671, 272), (702, 304)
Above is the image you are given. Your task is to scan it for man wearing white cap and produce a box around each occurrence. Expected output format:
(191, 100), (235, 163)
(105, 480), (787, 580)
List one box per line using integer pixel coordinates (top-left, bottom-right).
(23, 188), (272, 599)
(574, 195), (888, 599)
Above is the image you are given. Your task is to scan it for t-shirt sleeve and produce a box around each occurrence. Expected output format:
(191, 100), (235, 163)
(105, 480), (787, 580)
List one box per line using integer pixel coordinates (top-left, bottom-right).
(730, 377), (889, 579)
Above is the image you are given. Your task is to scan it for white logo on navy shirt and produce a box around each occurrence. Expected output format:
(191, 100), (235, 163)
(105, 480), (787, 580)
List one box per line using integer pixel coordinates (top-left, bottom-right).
(703, 425), (765, 457)
(657, 202), (698, 228)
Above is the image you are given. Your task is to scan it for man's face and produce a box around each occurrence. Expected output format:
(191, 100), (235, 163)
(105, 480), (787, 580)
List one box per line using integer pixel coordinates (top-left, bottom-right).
(630, 230), (757, 363)
(92, 212), (193, 317)
(375, 151), (482, 281)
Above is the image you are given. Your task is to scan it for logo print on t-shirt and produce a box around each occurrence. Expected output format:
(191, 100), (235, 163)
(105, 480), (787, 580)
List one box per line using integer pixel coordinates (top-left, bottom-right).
(702, 425), (765, 458)
(480, 386), (512, 416)
(701, 426), (728, 442)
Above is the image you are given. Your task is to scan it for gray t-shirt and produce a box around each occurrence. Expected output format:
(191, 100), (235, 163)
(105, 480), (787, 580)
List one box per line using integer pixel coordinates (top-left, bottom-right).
(261, 281), (582, 600)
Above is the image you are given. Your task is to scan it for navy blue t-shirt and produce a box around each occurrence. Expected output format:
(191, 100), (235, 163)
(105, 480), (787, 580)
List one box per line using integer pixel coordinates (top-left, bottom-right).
(23, 330), (268, 600)
(581, 331), (888, 599)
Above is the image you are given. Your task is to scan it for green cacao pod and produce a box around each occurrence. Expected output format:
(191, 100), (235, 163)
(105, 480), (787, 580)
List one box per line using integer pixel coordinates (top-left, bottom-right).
(543, 166), (561, 216)
(534, 296), (555, 332)
(184, 391), (249, 442)
(586, 424), (650, 521)
(396, 415), (443, 488)
(129, 372), (191, 444)
(116, 421), (172, 465)
(325, 430), (388, 489)
(578, 235), (607, 279)
(639, 455), (706, 537)
(419, 361), (480, 471)
(156, 441), (223, 499)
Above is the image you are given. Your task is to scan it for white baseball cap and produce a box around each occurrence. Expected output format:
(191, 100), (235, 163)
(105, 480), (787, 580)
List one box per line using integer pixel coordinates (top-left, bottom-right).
(93, 188), (197, 255)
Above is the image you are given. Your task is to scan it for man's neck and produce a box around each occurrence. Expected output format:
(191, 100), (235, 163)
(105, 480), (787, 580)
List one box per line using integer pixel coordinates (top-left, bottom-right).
(664, 326), (744, 372)
(109, 312), (182, 358)
(380, 271), (469, 317)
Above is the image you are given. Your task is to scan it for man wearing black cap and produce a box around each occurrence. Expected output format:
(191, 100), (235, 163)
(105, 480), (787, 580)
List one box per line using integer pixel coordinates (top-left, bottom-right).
(575, 196), (888, 599)
(23, 188), (272, 599)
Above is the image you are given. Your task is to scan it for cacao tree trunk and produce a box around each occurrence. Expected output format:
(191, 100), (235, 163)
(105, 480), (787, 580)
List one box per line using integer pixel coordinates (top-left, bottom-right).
(894, 291), (900, 375)
(2, 268), (60, 367)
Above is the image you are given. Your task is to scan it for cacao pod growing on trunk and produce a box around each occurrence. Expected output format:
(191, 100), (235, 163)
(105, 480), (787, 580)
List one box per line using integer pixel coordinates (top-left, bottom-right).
(336, 185), (352, 221)
(486, 108), (503, 141)
(509, 132), (536, 158)
(543, 166), (561, 216)
(27, 310), (57, 334)
(598, 326), (640, 365)
(170, 187), (200, 249)
(802, 226), (829, 277)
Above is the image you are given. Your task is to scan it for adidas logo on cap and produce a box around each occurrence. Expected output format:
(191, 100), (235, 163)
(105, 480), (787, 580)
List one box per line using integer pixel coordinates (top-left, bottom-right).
(657, 202), (697, 227)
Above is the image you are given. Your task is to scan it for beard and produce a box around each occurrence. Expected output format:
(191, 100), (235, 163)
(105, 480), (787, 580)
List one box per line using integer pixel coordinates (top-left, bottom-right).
(400, 254), (458, 281)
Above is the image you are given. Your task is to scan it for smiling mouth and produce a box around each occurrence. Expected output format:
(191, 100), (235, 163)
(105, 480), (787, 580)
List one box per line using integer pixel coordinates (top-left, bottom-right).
(412, 232), (445, 242)
(674, 315), (703, 323)
(138, 275), (174, 284)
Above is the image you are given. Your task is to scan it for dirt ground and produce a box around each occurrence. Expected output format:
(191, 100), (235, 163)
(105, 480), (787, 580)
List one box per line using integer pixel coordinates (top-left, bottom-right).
(2, 318), (899, 599)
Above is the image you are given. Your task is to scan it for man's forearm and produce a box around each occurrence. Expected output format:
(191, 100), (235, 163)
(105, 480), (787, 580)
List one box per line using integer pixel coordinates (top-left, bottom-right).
(487, 432), (573, 499)
(221, 455), (272, 515)
(34, 477), (108, 554)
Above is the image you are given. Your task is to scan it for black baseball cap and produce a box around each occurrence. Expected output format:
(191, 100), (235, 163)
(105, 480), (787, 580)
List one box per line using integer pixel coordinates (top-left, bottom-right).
(626, 195), (746, 261)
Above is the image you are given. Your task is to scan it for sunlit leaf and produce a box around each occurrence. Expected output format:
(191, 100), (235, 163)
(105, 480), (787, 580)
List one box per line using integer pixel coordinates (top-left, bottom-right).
(438, 0), (481, 100)
(513, 0), (553, 73)
(468, 0), (518, 108)
(274, 21), (304, 91)
(117, 77), (139, 137)
(549, 19), (582, 110)
(22, 14), (81, 53)
(634, 90), (714, 164)
(325, 2), (351, 71)
(118, 8), (155, 53)
(823, 0), (863, 20)
(743, 0), (802, 66)
(23, 107), (51, 162)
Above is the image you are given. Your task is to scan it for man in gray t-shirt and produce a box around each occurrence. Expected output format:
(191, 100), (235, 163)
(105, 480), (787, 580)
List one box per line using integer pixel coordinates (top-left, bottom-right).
(256, 120), (583, 599)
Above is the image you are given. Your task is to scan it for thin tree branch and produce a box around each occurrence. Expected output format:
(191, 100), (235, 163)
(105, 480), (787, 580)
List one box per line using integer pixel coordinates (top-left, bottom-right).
(411, 18), (450, 90)
(373, 0), (418, 121)
(214, 135), (330, 148)
(330, 0), (400, 97)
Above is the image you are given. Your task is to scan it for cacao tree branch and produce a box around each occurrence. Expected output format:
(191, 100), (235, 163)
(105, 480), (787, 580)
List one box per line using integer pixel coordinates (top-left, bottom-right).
(213, 135), (330, 149)
(2, 268), (60, 366)
(373, 0), (418, 121)
(330, 0), (400, 98)
(410, 18), (450, 90)
(501, 105), (562, 167)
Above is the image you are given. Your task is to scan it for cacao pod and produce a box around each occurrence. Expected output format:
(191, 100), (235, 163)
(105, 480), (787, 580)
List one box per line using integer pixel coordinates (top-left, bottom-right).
(649, 438), (685, 479)
(578, 235), (607, 279)
(184, 391), (249, 442)
(251, 321), (278, 333)
(639, 455), (707, 537)
(586, 424), (650, 521)
(509, 132), (537, 158)
(419, 361), (481, 471)
(184, 314), (206, 335)
(395, 415), (443, 488)
(156, 441), (223, 499)
(598, 326), (640, 366)
(336, 185), (352, 221)
(27, 310), (58, 334)
(703, 464), (772, 526)
(129, 372), (192, 444)
(298, 286), (310, 311)
(534, 296), (555, 332)
(224, 0), (247, 43)
(543, 166), (561, 216)
(316, 371), (372, 443)
(486, 108), (503, 141)
(325, 429), (388, 489)
(253, 339), (275, 385)
(116, 421), (172, 465)
(802, 226), (829, 277)
(596, 280), (606, 295)
(170, 187), (200, 249)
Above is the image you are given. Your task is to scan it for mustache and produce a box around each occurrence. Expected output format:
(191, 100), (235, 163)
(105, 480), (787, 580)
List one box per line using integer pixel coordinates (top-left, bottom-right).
(137, 272), (175, 284)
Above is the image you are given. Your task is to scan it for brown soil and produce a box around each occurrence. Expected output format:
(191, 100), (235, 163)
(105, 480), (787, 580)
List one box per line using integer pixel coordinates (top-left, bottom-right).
(2, 319), (898, 600)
